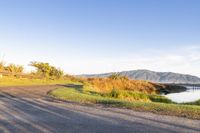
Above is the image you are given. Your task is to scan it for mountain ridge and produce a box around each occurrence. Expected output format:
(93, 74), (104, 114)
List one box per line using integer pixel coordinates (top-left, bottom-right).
(78, 69), (200, 84)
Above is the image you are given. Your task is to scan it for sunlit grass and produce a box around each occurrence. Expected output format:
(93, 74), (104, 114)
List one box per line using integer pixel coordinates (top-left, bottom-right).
(85, 77), (160, 94)
(0, 76), (79, 86)
(49, 86), (200, 119)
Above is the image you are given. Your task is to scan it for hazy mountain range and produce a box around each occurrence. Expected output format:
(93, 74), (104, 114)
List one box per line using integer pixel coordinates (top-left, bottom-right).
(79, 70), (200, 84)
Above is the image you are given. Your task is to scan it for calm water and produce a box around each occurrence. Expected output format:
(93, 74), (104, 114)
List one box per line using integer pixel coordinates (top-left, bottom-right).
(165, 86), (200, 103)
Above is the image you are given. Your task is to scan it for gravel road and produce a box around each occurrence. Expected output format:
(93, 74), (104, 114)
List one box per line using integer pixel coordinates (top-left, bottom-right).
(0, 86), (200, 133)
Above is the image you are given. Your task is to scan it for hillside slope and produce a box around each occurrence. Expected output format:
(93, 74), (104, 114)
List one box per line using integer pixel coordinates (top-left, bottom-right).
(79, 70), (200, 84)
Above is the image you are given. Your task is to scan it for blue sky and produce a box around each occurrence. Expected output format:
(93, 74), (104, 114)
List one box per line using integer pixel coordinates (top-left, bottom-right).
(0, 0), (200, 76)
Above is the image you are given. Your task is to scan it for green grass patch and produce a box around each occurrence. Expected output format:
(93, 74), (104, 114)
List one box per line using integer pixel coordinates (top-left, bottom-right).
(49, 86), (200, 119)
(149, 94), (174, 104)
(0, 76), (79, 86)
(105, 89), (150, 102)
(49, 87), (114, 103)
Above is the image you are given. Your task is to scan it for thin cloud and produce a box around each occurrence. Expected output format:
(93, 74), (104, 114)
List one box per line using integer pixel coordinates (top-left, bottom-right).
(70, 46), (200, 77)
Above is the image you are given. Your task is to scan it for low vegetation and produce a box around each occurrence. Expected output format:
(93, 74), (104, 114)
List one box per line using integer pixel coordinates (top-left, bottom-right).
(47, 74), (200, 119)
(49, 85), (200, 119)
(0, 76), (79, 86)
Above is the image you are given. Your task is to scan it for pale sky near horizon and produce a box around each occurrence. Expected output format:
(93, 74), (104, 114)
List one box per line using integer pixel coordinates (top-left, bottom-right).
(0, 0), (200, 76)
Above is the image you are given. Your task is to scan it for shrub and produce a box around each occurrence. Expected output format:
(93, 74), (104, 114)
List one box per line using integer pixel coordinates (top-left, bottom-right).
(30, 61), (64, 79)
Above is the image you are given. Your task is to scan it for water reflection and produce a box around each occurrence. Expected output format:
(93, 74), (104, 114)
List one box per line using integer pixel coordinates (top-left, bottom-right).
(165, 86), (200, 103)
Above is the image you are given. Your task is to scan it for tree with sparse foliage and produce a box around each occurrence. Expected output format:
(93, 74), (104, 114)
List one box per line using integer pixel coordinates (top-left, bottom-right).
(0, 61), (4, 71)
(49, 66), (64, 78)
(30, 61), (64, 79)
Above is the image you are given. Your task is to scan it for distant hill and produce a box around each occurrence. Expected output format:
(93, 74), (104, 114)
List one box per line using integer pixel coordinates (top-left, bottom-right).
(79, 70), (200, 84)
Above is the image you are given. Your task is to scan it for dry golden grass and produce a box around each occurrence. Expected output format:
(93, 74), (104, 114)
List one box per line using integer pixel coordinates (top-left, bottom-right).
(85, 77), (164, 94)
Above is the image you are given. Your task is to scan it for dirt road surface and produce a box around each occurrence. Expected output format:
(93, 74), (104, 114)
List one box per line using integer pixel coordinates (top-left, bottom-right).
(0, 85), (200, 133)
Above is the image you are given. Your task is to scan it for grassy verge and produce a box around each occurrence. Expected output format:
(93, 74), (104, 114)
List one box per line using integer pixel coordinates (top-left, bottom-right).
(0, 76), (79, 86)
(49, 86), (200, 119)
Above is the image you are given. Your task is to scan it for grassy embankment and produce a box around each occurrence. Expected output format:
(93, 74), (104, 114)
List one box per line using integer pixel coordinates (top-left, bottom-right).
(49, 77), (200, 119)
